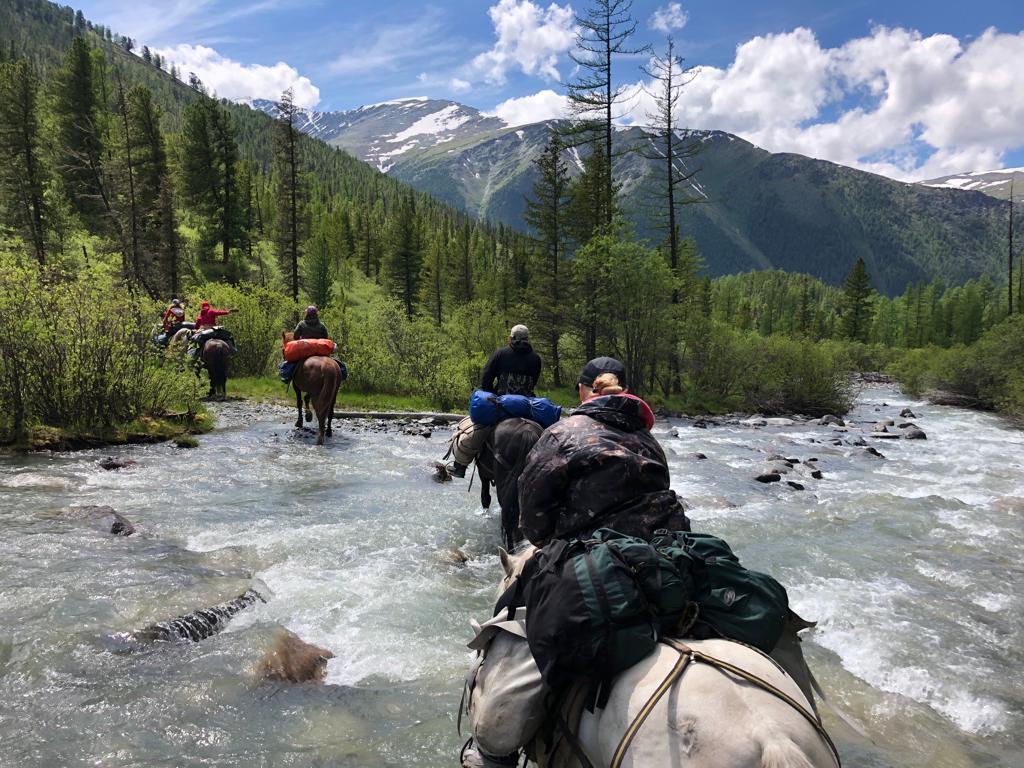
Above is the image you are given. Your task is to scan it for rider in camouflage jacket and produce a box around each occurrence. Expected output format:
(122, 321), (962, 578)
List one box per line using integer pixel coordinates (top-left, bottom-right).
(517, 393), (690, 545)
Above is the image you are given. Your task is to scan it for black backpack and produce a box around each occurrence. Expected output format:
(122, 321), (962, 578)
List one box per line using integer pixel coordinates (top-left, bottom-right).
(495, 531), (689, 693)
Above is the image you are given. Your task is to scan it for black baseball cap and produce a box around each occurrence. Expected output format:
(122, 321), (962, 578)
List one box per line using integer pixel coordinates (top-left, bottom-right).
(578, 357), (627, 388)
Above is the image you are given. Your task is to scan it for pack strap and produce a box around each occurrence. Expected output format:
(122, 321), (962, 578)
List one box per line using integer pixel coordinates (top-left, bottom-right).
(608, 642), (693, 768)
(645, 639), (842, 768)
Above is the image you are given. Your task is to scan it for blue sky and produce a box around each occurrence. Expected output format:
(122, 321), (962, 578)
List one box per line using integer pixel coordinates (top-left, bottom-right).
(73, 0), (1024, 180)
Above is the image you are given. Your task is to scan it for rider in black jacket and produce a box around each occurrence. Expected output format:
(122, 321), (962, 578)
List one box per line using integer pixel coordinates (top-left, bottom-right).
(480, 325), (542, 396)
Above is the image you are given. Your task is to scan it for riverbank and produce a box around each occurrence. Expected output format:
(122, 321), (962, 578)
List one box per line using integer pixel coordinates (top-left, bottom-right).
(8, 410), (214, 452)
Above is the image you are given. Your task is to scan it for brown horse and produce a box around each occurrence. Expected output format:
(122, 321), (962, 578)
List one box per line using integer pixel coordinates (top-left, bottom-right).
(476, 417), (543, 550)
(202, 339), (231, 398)
(283, 332), (342, 445)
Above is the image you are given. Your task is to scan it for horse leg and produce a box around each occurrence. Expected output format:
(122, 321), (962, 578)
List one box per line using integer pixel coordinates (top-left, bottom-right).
(325, 384), (338, 437)
(294, 386), (303, 429)
(304, 393), (313, 423)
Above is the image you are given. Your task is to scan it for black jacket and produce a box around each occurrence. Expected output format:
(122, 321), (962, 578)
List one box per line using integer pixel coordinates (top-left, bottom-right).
(293, 318), (330, 340)
(480, 341), (542, 396)
(518, 394), (690, 545)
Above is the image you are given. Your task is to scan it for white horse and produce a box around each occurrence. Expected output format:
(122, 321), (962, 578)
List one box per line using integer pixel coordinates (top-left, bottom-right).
(166, 326), (194, 370)
(464, 546), (841, 768)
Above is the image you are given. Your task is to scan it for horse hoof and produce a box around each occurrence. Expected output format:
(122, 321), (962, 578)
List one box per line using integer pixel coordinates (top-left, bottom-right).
(304, 411), (313, 423)
(325, 428), (332, 437)
(294, 420), (303, 429)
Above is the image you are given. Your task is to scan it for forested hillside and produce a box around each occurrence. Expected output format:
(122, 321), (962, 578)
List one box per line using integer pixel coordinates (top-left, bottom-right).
(268, 99), (1012, 295)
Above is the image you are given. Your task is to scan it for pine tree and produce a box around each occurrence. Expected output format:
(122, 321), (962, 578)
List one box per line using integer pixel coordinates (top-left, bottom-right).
(419, 229), (447, 325)
(303, 228), (333, 309)
(385, 194), (421, 317)
(524, 133), (570, 385)
(127, 84), (178, 294)
(52, 36), (108, 226)
(273, 88), (305, 300)
(564, 0), (647, 227)
(841, 257), (873, 342)
(0, 58), (47, 263)
(565, 139), (617, 249)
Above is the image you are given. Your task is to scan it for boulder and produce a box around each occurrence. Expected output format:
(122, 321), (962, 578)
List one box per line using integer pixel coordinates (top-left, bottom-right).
(902, 426), (927, 440)
(864, 446), (885, 458)
(763, 417), (795, 427)
(690, 452), (708, 460)
(742, 418), (768, 427)
(692, 419), (709, 429)
(99, 457), (137, 471)
(819, 415), (845, 427)
(871, 432), (900, 439)
(786, 481), (805, 491)
(258, 630), (335, 684)
(809, 469), (824, 480)
(755, 473), (782, 484)
(850, 437), (867, 447)
(897, 422), (917, 429)
(900, 408), (917, 418)
(66, 505), (136, 536)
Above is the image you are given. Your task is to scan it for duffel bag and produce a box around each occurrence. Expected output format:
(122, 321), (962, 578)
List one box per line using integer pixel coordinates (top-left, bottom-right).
(284, 338), (337, 362)
(469, 389), (561, 428)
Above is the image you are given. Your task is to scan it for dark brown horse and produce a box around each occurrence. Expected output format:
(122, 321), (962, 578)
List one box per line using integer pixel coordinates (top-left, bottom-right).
(476, 417), (543, 550)
(202, 339), (231, 398)
(283, 332), (342, 445)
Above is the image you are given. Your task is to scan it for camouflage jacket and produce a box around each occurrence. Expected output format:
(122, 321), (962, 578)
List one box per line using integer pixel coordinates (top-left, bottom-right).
(518, 394), (690, 545)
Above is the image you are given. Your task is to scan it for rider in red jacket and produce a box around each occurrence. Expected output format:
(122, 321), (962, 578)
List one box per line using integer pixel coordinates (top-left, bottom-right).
(194, 301), (230, 329)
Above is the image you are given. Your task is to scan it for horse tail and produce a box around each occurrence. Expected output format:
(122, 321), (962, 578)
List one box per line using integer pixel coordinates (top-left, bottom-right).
(759, 737), (817, 768)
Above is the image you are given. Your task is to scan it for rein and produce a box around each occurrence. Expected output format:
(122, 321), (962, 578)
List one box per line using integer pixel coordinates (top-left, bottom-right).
(607, 638), (842, 768)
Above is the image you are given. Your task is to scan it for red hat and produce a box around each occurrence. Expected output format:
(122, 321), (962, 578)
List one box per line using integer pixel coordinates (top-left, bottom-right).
(201, 301), (210, 309)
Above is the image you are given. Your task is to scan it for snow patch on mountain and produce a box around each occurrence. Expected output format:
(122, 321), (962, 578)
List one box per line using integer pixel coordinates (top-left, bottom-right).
(389, 105), (471, 143)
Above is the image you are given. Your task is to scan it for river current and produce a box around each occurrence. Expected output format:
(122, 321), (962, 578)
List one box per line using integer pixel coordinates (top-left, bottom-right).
(1, 387), (1021, 767)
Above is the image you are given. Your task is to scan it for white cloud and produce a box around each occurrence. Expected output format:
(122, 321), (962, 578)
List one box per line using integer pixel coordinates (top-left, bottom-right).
(449, 77), (473, 93)
(616, 26), (1024, 180)
(156, 44), (320, 108)
(487, 89), (568, 126)
(649, 3), (688, 35)
(471, 0), (577, 85)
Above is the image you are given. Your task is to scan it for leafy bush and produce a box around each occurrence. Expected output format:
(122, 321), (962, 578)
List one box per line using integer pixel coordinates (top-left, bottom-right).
(0, 253), (199, 442)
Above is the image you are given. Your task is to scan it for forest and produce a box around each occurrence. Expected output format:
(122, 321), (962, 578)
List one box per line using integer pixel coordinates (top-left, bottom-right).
(0, 0), (1021, 445)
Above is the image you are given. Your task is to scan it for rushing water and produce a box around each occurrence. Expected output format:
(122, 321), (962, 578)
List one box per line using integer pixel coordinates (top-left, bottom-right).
(1, 388), (1022, 767)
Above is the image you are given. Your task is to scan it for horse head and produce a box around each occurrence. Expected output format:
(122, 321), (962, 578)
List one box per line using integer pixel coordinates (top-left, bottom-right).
(497, 544), (536, 598)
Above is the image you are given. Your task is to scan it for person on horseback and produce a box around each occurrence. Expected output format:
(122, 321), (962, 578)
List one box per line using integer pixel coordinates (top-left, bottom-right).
(190, 301), (235, 373)
(518, 356), (690, 545)
(162, 298), (186, 332)
(448, 325), (543, 479)
(293, 306), (329, 340)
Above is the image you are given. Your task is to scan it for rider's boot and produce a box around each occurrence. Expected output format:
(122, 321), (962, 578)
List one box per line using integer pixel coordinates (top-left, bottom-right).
(461, 741), (519, 768)
(450, 461), (468, 478)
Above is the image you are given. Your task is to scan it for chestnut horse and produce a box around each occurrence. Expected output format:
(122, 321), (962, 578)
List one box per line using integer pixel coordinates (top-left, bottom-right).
(282, 332), (342, 446)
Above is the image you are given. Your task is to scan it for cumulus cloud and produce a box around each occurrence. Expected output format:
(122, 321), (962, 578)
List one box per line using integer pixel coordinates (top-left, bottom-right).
(157, 44), (320, 107)
(487, 89), (569, 126)
(471, 0), (576, 85)
(616, 25), (1024, 180)
(649, 3), (688, 34)
(449, 77), (473, 93)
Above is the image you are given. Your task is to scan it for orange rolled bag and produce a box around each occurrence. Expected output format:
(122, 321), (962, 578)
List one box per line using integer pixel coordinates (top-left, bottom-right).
(283, 338), (336, 362)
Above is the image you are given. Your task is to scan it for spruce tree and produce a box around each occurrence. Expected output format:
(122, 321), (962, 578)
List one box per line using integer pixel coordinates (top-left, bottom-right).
(385, 194), (421, 317)
(841, 257), (873, 342)
(0, 58), (47, 264)
(52, 36), (108, 225)
(524, 134), (570, 384)
(273, 88), (305, 301)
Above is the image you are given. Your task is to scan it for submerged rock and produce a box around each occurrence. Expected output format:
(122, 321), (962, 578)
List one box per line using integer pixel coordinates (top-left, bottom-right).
(755, 473), (782, 484)
(786, 481), (805, 491)
(900, 408), (917, 418)
(66, 505), (136, 536)
(124, 587), (268, 644)
(258, 629), (334, 684)
(98, 458), (137, 471)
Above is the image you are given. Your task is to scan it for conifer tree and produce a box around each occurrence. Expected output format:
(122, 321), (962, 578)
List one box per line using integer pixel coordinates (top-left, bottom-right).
(524, 134), (570, 384)
(273, 88), (305, 300)
(384, 194), (421, 317)
(841, 257), (873, 342)
(52, 36), (108, 225)
(303, 227), (333, 309)
(419, 229), (447, 325)
(0, 58), (47, 264)
(564, 0), (647, 227)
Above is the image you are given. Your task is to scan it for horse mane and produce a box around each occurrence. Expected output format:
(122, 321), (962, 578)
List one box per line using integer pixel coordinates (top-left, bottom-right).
(497, 543), (537, 598)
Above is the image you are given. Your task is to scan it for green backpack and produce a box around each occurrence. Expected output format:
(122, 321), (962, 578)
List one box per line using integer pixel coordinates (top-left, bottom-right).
(651, 530), (789, 653)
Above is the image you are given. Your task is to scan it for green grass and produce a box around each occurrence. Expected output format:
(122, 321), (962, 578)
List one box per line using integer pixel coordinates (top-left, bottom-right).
(229, 375), (441, 412)
(18, 408), (213, 451)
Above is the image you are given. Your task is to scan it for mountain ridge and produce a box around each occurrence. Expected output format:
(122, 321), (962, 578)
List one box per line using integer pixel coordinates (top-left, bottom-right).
(250, 97), (1012, 294)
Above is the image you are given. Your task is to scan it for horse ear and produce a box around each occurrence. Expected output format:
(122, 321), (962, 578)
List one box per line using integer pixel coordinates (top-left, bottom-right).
(498, 547), (513, 576)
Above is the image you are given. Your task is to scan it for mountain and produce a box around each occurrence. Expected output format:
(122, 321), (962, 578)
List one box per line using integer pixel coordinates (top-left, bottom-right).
(250, 97), (505, 173)
(257, 98), (1012, 294)
(920, 168), (1024, 201)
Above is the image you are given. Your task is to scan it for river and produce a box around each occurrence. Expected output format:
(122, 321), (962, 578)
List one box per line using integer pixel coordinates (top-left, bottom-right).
(0, 387), (1021, 767)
